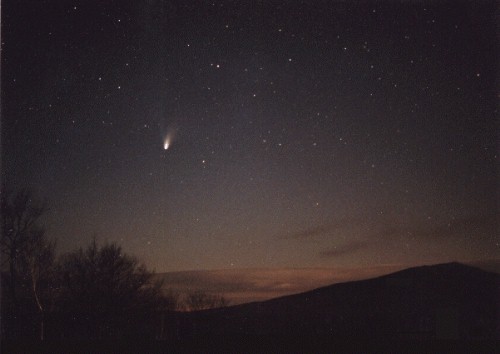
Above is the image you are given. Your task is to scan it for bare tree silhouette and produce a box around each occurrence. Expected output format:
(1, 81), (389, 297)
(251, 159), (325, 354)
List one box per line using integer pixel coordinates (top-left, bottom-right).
(56, 239), (166, 338)
(184, 290), (230, 311)
(1, 189), (47, 307)
(1, 189), (49, 338)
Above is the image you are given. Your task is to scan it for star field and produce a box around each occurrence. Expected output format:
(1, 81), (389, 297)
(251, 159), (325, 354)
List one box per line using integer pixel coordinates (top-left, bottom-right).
(2, 1), (498, 272)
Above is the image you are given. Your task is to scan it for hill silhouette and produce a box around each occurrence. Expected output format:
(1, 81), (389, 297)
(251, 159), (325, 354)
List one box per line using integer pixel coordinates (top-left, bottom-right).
(165, 262), (499, 351)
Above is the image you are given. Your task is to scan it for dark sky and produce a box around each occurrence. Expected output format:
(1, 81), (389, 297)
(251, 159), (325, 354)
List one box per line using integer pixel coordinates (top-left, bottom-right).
(2, 1), (498, 273)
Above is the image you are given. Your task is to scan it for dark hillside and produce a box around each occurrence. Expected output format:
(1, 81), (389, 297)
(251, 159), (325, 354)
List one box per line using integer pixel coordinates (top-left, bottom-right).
(172, 262), (499, 347)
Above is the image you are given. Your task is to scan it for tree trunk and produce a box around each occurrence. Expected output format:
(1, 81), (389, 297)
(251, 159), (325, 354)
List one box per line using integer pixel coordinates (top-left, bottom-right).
(159, 311), (165, 340)
(32, 268), (45, 340)
(40, 312), (45, 341)
(8, 253), (19, 337)
(9, 253), (17, 307)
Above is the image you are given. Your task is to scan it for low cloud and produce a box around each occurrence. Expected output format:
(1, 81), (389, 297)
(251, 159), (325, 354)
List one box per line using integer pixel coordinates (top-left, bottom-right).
(283, 225), (332, 239)
(364, 214), (497, 241)
(319, 240), (368, 258)
(154, 264), (408, 305)
(418, 214), (497, 240)
(281, 217), (364, 240)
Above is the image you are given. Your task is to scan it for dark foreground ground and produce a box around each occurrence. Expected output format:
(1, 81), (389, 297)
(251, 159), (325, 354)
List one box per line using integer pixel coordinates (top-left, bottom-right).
(2, 263), (499, 353)
(3, 338), (500, 354)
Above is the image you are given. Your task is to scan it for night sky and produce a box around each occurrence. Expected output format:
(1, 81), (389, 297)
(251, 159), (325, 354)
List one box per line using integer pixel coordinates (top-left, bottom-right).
(2, 1), (498, 276)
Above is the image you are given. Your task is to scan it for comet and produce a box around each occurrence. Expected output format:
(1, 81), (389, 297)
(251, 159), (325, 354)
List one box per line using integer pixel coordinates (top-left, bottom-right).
(162, 126), (177, 150)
